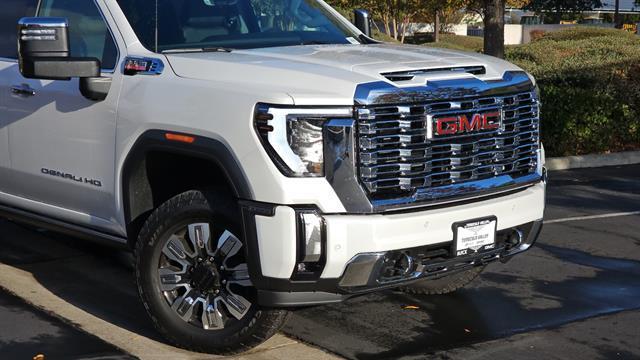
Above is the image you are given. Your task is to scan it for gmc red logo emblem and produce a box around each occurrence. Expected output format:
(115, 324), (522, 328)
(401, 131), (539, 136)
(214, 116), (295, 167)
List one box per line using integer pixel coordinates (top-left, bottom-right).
(434, 111), (502, 136)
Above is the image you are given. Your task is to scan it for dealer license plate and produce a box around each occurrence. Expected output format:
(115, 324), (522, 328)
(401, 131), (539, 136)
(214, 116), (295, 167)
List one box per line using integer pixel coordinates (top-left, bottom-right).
(453, 218), (497, 257)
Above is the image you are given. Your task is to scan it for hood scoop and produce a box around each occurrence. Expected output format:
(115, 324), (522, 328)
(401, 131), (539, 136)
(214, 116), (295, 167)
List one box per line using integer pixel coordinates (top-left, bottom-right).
(382, 65), (486, 83)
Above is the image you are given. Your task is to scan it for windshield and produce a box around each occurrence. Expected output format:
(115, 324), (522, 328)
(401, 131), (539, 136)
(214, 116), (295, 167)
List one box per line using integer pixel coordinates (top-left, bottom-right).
(116, 0), (362, 52)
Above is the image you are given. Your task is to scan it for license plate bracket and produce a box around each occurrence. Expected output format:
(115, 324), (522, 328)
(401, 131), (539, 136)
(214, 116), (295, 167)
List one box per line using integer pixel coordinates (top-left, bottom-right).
(452, 217), (498, 257)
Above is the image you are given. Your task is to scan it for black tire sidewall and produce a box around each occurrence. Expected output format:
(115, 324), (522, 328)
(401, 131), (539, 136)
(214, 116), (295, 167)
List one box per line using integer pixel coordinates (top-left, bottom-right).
(135, 190), (269, 352)
(401, 266), (485, 295)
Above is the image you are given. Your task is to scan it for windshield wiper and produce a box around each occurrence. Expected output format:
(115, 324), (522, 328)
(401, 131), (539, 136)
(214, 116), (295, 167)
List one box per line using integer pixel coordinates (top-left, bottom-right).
(162, 47), (234, 54)
(300, 40), (331, 45)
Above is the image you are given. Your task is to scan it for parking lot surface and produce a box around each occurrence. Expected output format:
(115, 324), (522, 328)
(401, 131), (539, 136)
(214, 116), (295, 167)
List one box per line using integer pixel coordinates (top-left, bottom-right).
(0, 164), (639, 359)
(0, 288), (133, 359)
(283, 164), (640, 359)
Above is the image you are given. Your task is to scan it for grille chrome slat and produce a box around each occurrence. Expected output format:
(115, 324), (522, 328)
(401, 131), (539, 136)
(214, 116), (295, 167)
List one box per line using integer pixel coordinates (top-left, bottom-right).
(360, 130), (539, 151)
(362, 154), (538, 191)
(363, 113), (538, 131)
(361, 145), (538, 175)
(356, 91), (540, 197)
(363, 113), (538, 135)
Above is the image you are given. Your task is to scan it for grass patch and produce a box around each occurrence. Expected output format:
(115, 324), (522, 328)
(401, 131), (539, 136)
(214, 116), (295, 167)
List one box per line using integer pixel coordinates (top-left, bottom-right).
(423, 34), (484, 52)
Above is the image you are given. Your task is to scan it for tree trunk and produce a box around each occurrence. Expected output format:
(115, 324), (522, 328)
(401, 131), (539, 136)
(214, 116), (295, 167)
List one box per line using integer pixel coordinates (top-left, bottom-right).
(392, 18), (398, 40)
(383, 14), (391, 37)
(483, 0), (505, 58)
(434, 10), (440, 43)
(372, 18), (381, 33)
(554, 3), (563, 24)
(401, 17), (410, 43)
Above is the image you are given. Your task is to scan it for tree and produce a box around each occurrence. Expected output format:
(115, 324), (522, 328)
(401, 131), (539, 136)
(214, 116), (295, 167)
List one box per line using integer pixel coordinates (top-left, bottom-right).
(483, 0), (505, 58)
(467, 0), (531, 58)
(422, 0), (468, 42)
(329, 0), (468, 43)
(525, 0), (602, 23)
(329, 0), (531, 54)
(329, 0), (405, 41)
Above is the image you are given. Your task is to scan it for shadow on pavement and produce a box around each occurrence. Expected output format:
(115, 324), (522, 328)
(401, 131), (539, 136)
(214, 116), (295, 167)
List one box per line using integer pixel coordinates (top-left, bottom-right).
(544, 164), (640, 220)
(0, 219), (163, 343)
(283, 165), (640, 359)
(283, 228), (640, 359)
(0, 165), (638, 359)
(0, 288), (135, 359)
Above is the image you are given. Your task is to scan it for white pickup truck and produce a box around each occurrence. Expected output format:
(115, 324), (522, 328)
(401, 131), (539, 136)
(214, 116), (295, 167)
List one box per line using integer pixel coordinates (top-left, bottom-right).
(0, 0), (545, 354)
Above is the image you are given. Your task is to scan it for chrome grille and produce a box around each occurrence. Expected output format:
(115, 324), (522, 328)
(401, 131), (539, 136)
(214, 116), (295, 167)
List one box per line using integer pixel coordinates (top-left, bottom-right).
(356, 91), (540, 198)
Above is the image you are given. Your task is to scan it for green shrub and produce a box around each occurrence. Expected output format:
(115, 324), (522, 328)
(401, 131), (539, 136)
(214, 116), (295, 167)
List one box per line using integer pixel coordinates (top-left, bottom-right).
(359, 26), (638, 155)
(538, 26), (637, 42)
(419, 28), (640, 156)
(529, 29), (546, 42)
(506, 28), (640, 156)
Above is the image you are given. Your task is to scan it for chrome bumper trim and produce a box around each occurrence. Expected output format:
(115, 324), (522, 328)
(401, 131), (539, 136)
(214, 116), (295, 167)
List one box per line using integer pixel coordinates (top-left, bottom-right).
(338, 219), (543, 291)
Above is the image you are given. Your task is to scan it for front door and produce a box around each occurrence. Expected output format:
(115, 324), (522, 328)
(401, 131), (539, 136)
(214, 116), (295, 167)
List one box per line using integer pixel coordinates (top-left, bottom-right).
(1, 0), (123, 234)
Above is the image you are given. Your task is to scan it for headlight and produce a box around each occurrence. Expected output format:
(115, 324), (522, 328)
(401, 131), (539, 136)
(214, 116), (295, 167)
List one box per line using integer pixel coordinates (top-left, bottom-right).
(255, 104), (353, 177)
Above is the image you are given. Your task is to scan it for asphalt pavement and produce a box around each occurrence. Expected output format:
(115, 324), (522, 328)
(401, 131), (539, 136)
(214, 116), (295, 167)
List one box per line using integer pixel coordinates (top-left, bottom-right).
(283, 164), (640, 359)
(0, 287), (133, 359)
(0, 164), (638, 359)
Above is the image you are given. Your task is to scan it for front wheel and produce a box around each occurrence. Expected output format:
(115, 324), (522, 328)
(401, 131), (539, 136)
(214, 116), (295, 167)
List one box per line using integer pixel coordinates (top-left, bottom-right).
(135, 190), (288, 354)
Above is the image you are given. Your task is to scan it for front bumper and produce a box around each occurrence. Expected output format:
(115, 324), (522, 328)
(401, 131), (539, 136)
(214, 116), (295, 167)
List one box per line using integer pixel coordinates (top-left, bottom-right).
(241, 180), (545, 307)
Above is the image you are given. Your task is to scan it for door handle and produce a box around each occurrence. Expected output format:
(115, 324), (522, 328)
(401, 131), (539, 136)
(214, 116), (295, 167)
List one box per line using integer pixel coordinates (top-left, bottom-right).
(10, 84), (36, 97)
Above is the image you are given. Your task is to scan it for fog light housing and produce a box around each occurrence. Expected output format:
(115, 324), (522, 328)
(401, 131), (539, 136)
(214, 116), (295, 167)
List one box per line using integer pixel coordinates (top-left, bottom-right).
(292, 211), (326, 280)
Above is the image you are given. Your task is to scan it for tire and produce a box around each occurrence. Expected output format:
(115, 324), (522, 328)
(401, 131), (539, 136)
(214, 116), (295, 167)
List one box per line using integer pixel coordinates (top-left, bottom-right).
(399, 266), (485, 295)
(135, 190), (289, 355)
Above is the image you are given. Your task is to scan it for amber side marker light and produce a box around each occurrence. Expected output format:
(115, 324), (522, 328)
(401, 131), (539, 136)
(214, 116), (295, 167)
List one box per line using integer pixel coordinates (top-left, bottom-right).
(165, 133), (195, 143)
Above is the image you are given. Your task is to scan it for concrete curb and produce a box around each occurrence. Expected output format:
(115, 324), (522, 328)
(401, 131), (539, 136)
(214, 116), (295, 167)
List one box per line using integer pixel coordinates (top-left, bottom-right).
(0, 261), (339, 360)
(546, 150), (640, 171)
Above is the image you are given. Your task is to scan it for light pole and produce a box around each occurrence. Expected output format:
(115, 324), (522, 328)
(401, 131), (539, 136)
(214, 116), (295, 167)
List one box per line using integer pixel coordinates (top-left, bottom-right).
(614, 0), (621, 28)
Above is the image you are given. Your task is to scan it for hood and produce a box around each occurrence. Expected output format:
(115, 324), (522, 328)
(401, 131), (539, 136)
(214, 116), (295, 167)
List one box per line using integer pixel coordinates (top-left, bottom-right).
(164, 43), (523, 105)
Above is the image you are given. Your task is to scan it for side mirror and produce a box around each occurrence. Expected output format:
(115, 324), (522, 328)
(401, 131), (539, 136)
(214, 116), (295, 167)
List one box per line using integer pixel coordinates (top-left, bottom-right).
(18, 17), (110, 101)
(353, 9), (372, 38)
(18, 17), (101, 80)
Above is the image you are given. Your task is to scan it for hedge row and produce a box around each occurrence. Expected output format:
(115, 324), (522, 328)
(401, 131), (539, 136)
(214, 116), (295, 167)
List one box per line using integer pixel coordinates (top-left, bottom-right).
(507, 28), (640, 156)
(423, 28), (640, 156)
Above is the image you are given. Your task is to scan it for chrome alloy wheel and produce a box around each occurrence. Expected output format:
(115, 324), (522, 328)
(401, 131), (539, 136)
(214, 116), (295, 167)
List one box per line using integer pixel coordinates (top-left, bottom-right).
(158, 223), (252, 330)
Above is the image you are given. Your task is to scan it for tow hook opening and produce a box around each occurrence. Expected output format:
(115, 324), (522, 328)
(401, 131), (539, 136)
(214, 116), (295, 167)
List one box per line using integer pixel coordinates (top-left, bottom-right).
(379, 251), (416, 282)
(505, 228), (524, 250)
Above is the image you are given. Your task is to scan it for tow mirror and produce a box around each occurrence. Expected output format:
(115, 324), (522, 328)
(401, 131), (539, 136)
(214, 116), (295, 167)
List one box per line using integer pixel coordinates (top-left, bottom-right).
(353, 9), (372, 38)
(18, 17), (100, 80)
(17, 17), (110, 101)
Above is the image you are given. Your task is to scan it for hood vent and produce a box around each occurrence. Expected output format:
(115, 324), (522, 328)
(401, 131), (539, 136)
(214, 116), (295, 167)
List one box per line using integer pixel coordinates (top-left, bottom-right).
(382, 66), (486, 82)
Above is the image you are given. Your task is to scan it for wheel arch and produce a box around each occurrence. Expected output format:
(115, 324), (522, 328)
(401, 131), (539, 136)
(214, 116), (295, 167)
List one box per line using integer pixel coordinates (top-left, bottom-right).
(121, 130), (253, 247)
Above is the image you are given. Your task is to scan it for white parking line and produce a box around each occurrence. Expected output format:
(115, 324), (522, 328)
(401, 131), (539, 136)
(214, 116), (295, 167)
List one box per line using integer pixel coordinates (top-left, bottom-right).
(545, 211), (640, 224)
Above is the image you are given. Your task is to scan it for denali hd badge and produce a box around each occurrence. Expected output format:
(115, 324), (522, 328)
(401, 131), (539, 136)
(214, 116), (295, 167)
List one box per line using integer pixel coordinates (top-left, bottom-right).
(430, 110), (503, 138)
(41, 168), (102, 187)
